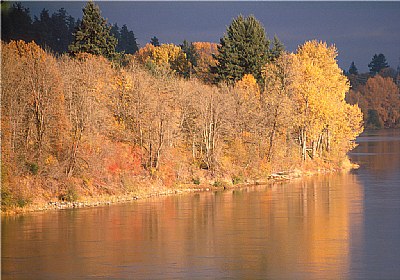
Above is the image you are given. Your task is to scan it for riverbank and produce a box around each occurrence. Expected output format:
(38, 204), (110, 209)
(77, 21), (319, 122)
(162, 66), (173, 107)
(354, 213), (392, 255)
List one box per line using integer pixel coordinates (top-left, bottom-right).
(1, 162), (357, 216)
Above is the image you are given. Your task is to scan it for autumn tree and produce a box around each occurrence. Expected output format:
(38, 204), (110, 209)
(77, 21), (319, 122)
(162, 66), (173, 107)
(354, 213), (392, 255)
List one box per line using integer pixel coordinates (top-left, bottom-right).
(1, 41), (66, 175)
(59, 53), (114, 176)
(293, 41), (363, 160)
(192, 42), (219, 83)
(355, 75), (400, 128)
(212, 15), (270, 84)
(68, 1), (117, 59)
(262, 53), (298, 163)
(135, 43), (188, 76)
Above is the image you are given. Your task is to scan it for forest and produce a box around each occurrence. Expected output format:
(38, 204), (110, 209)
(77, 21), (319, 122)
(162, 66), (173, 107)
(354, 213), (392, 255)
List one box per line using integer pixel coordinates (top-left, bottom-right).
(2, 1), (397, 211)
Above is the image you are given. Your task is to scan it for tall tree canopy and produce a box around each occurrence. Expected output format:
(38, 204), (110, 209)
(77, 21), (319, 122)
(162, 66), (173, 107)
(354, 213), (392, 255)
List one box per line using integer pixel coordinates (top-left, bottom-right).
(368, 53), (389, 75)
(68, 1), (117, 58)
(212, 15), (270, 84)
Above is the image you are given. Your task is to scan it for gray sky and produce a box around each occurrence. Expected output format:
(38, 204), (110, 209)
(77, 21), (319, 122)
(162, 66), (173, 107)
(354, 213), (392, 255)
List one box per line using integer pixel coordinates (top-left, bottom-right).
(21, 1), (400, 72)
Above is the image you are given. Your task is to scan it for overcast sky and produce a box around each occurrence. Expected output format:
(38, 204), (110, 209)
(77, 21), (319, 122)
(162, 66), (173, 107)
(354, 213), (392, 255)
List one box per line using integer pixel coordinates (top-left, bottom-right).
(21, 1), (400, 72)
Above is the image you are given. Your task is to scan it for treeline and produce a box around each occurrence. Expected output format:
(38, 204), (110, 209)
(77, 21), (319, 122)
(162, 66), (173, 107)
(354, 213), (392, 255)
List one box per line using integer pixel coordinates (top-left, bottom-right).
(1, 39), (362, 208)
(345, 55), (400, 128)
(1, 2), (138, 55)
(1, 3), (363, 209)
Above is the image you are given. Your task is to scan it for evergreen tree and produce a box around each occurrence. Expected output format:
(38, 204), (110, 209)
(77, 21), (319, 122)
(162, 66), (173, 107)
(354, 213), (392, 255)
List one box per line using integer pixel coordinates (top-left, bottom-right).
(368, 53), (389, 75)
(1, 2), (33, 42)
(269, 35), (285, 62)
(180, 40), (198, 77)
(348, 61), (358, 75)
(212, 15), (270, 84)
(32, 9), (52, 49)
(119, 24), (139, 54)
(110, 23), (121, 45)
(150, 36), (160, 47)
(51, 8), (76, 53)
(68, 1), (117, 59)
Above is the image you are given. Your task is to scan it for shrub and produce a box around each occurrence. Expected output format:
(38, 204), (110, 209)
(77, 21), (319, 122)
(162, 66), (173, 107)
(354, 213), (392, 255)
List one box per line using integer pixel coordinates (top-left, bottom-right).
(26, 162), (39, 175)
(213, 180), (223, 187)
(232, 175), (244, 185)
(192, 177), (200, 185)
(59, 188), (79, 202)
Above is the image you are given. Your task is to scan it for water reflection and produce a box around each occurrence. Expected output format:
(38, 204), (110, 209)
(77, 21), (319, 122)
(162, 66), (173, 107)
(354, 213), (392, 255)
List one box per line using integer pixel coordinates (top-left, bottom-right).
(2, 172), (363, 279)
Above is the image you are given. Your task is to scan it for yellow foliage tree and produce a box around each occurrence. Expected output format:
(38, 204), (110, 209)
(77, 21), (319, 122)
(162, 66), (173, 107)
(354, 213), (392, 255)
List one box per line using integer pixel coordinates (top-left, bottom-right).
(293, 40), (363, 160)
(235, 74), (260, 99)
(135, 43), (188, 74)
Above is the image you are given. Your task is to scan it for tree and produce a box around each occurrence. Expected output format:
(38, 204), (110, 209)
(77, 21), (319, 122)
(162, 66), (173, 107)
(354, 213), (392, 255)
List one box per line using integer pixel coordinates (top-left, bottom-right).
(356, 75), (400, 128)
(1, 41), (66, 173)
(269, 35), (285, 62)
(119, 24), (139, 54)
(293, 41), (362, 160)
(368, 53), (389, 75)
(68, 1), (117, 59)
(1, 2), (33, 42)
(192, 42), (219, 83)
(135, 43), (188, 76)
(348, 61), (358, 75)
(180, 40), (198, 77)
(150, 36), (160, 47)
(212, 15), (270, 84)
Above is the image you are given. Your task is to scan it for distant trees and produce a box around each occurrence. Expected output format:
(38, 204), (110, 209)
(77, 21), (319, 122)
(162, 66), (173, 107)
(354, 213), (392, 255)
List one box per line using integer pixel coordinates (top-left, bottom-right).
(111, 23), (139, 54)
(1, 3), (77, 53)
(212, 15), (271, 84)
(150, 36), (160, 47)
(348, 62), (358, 75)
(2, 2), (138, 56)
(1, 2), (33, 42)
(368, 53), (389, 75)
(347, 75), (400, 128)
(68, 1), (117, 58)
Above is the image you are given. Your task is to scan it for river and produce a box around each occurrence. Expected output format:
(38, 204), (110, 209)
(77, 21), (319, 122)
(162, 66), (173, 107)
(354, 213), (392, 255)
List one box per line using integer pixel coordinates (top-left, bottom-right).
(2, 129), (400, 279)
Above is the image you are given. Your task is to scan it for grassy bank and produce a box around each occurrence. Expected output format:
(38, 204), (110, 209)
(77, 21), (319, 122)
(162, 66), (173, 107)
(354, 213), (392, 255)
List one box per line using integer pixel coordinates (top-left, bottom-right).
(1, 158), (358, 216)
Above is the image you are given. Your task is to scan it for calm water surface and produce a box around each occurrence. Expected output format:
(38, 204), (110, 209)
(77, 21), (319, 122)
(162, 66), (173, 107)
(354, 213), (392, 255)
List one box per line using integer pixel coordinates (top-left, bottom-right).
(2, 130), (400, 279)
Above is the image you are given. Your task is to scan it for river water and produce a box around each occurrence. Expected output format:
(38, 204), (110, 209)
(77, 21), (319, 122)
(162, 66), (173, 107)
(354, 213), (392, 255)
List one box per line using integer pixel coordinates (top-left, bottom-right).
(2, 130), (400, 279)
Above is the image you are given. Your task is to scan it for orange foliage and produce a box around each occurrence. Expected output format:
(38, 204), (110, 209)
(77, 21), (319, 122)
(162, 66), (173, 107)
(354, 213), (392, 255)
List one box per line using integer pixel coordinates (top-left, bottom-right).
(105, 143), (143, 176)
(358, 75), (400, 127)
(192, 42), (219, 83)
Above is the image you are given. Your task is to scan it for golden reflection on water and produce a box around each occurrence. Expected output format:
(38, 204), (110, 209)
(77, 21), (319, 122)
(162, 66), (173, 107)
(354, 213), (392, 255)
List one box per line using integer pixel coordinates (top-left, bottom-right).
(2, 173), (364, 279)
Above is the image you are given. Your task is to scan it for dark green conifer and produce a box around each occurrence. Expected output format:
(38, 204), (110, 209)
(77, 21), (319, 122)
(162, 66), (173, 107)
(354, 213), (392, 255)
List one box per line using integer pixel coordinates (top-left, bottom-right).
(368, 53), (389, 75)
(269, 35), (285, 62)
(212, 15), (270, 84)
(349, 61), (359, 75)
(150, 36), (160, 47)
(68, 1), (117, 59)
